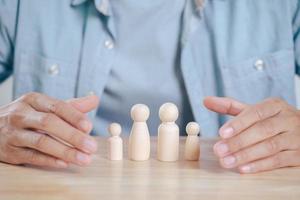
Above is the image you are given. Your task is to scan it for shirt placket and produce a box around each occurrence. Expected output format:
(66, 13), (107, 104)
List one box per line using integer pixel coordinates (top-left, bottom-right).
(76, 0), (116, 98)
(180, 0), (213, 132)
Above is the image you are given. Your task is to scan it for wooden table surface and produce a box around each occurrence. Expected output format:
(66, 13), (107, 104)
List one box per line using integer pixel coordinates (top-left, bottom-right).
(0, 137), (300, 200)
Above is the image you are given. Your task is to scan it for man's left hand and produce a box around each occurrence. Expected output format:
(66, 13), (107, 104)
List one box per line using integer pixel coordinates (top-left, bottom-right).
(204, 96), (300, 173)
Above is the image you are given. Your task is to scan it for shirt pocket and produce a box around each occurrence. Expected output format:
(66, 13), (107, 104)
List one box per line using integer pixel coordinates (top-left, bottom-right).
(15, 52), (78, 100)
(220, 49), (296, 104)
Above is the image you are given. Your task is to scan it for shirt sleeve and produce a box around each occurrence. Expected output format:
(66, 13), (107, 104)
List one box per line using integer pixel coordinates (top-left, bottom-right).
(293, 0), (300, 76)
(0, 0), (18, 83)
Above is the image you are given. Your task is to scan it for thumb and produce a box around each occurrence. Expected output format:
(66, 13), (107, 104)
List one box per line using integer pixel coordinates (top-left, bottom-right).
(203, 96), (248, 116)
(66, 95), (100, 113)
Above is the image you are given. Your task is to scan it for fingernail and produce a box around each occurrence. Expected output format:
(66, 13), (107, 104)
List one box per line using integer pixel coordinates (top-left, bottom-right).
(240, 165), (253, 173)
(220, 126), (234, 138)
(214, 142), (229, 156)
(223, 156), (236, 167)
(79, 120), (91, 132)
(83, 139), (98, 153)
(76, 152), (91, 165)
(56, 160), (68, 168)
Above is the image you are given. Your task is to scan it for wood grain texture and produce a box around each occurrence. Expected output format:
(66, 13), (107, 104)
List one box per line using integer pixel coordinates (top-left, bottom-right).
(0, 137), (300, 200)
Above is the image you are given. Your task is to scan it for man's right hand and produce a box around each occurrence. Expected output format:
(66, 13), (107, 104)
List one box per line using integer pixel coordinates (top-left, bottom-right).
(0, 92), (99, 168)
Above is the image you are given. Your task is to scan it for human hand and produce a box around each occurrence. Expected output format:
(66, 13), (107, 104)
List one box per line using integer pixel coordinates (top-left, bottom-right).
(0, 92), (99, 168)
(204, 96), (300, 173)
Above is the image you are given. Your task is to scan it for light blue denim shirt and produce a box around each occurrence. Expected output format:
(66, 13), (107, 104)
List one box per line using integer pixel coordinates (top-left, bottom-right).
(0, 0), (300, 137)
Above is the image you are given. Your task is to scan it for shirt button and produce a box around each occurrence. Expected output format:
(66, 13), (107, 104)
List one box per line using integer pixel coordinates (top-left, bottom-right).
(48, 64), (59, 75)
(254, 59), (265, 71)
(87, 91), (95, 96)
(104, 40), (114, 49)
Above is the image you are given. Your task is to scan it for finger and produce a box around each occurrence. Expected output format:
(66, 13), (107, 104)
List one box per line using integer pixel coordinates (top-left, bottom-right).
(218, 132), (295, 168)
(203, 96), (247, 116)
(219, 98), (284, 139)
(22, 110), (98, 154)
(66, 95), (99, 113)
(21, 92), (92, 133)
(18, 148), (69, 168)
(12, 130), (92, 166)
(214, 116), (289, 157)
(238, 150), (300, 173)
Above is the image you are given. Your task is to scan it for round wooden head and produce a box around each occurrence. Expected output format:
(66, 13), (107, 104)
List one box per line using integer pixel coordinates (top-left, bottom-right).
(159, 102), (179, 122)
(186, 122), (200, 136)
(108, 123), (122, 136)
(130, 104), (150, 122)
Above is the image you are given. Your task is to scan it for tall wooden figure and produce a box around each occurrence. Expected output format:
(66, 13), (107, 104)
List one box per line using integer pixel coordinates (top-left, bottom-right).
(184, 122), (200, 161)
(108, 123), (123, 161)
(157, 102), (179, 162)
(128, 104), (150, 161)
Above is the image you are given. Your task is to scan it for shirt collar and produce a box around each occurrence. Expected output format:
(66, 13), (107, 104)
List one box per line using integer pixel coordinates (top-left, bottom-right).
(71, 0), (88, 6)
(71, 0), (206, 14)
(71, 0), (111, 16)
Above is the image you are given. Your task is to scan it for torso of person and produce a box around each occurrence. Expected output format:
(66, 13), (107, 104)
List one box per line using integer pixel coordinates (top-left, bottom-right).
(1, 0), (299, 137)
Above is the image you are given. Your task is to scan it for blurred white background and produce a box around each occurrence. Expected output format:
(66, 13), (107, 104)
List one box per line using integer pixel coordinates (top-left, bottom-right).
(0, 76), (300, 108)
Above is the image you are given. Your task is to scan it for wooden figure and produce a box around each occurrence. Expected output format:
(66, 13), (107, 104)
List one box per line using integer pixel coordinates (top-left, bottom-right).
(157, 102), (179, 162)
(184, 122), (200, 161)
(108, 123), (123, 161)
(128, 104), (150, 161)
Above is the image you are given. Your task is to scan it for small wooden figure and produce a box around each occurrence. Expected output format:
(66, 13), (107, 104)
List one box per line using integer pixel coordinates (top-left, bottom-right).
(128, 104), (151, 161)
(108, 123), (123, 161)
(184, 122), (200, 161)
(157, 102), (179, 162)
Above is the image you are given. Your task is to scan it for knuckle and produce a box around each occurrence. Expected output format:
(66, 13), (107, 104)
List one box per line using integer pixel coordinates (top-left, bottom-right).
(11, 102), (28, 113)
(67, 132), (80, 146)
(45, 157), (56, 167)
(63, 148), (74, 161)
(237, 150), (250, 163)
(271, 154), (282, 168)
(34, 134), (48, 149)
(7, 112), (25, 126)
(49, 100), (65, 114)
(254, 106), (264, 121)
(267, 97), (282, 104)
(1, 114), (10, 128)
(0, 120), (16, 135)
(20, 92), (39, 103)
(268, 97), (285, 108)
(230, 138), (244, 150)
(39, 113), (55, 128)
(50, 101), (86, 126)
(7, 131), (19, 145)
(265, 138), (279, 153)
(230, 119), (245, 133)
(259, 120), (275, 138)
(27, 150), (38, 164)
(2, 146), (22, 165)
(3, 143), (15, 153)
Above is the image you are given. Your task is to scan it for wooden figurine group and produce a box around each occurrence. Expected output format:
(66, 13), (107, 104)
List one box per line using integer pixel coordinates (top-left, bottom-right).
(107, 103), (200, 162)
